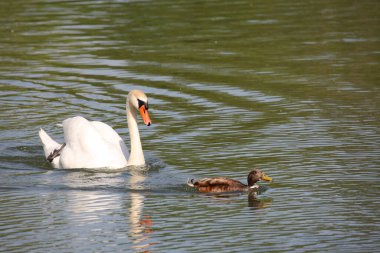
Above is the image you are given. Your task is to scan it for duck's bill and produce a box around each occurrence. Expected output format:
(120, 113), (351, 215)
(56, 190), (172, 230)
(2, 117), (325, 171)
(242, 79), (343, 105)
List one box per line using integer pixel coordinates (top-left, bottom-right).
(139, 106), (152, 126)
(262, 174), (273, 182)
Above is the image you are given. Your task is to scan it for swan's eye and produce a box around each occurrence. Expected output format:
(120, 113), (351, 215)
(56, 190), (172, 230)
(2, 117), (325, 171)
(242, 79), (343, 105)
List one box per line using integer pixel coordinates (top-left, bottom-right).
(137, 99), (149, 110)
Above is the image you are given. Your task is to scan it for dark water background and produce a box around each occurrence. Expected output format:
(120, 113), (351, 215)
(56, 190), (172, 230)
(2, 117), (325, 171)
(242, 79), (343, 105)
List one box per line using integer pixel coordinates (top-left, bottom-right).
(1, 0), (379, 252)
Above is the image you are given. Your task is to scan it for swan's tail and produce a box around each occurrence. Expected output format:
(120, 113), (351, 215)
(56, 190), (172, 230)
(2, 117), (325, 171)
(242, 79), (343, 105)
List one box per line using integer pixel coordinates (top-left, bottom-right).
(39, 128), (62, 168)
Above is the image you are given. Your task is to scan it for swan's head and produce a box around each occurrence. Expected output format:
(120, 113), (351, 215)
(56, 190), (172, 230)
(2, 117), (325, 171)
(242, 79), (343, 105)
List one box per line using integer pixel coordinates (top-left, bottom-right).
(128, 89), (152, 126)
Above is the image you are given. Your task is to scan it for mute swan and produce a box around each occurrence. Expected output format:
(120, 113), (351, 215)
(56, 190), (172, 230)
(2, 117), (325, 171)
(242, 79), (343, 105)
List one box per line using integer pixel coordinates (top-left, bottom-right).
(39, 89), (152, 169)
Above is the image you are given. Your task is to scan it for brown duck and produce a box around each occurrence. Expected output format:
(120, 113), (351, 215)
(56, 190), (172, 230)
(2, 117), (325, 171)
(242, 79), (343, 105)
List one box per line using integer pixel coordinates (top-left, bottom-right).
(187, 169), (272, 193)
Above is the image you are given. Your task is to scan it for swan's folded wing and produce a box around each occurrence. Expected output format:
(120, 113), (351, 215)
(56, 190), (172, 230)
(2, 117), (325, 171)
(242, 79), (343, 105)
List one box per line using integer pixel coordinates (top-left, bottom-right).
(90, 121), (129, 159)
(60, 116), (128, 168)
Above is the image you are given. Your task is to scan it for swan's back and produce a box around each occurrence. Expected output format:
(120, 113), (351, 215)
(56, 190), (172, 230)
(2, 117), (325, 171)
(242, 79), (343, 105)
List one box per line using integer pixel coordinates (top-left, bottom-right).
(90, 121), (129, 159)
(58, 116), (128, 169)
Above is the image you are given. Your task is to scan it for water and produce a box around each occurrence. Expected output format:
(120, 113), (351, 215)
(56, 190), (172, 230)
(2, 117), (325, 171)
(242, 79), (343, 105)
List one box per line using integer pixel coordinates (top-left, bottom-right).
(1, 0), (379, 252)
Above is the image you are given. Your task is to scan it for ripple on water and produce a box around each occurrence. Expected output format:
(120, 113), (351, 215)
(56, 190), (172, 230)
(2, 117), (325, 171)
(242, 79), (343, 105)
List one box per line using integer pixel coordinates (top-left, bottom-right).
(1, 0), (379, 252)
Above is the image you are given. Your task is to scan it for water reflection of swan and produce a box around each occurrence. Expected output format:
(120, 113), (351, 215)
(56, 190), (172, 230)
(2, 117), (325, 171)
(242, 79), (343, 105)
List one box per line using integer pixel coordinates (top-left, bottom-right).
(39, 90), (151, 169)
(128, 170), (153, 252)
(62, 169), (153, 251)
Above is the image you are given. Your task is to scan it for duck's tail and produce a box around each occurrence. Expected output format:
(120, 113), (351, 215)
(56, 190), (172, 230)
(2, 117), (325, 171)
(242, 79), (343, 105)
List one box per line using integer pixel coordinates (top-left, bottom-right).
(38, 128), (62, 168)
(187, 179), (196, 187)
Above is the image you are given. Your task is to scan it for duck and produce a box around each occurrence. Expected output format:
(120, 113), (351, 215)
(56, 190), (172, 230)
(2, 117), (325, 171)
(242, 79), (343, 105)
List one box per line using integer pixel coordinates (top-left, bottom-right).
(38, 89), (151, 169)
(187, 169), (272, 193)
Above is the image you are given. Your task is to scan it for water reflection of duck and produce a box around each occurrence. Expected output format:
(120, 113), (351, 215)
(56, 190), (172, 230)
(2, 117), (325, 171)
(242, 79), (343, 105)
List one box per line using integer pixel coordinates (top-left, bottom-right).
(248, 197), (273, 209)
(187, 169), (272, 193)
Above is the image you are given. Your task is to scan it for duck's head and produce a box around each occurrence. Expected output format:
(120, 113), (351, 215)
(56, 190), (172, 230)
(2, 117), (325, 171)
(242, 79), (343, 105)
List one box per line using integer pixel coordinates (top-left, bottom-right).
(127, 89), (152, 126)
(247, 169), (272, 188)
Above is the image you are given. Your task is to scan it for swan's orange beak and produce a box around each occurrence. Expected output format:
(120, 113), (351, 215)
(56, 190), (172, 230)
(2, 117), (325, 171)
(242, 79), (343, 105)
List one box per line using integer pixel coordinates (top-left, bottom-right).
(139, 105), (151, 126)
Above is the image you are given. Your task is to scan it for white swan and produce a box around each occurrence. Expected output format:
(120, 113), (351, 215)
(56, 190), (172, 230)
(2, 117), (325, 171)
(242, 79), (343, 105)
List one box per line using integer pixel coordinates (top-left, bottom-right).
(39, 89), (152, 169)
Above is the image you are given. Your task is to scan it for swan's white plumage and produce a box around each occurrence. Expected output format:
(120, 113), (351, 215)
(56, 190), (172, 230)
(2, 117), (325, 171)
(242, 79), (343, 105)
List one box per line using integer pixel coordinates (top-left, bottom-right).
(39, 128), (61, 168)
(59, 116), (128, 169)
(39, 89), (150, 169)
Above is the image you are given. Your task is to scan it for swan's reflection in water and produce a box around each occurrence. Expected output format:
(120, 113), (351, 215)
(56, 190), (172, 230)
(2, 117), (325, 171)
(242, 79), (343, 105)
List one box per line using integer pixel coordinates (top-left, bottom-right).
(128, 170), (153, 252)
(60, 169), (154, 251)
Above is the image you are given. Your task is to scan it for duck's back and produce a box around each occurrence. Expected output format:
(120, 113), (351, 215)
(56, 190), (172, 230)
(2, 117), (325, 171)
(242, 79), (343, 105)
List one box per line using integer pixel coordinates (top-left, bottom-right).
(189, 177), (247, 193)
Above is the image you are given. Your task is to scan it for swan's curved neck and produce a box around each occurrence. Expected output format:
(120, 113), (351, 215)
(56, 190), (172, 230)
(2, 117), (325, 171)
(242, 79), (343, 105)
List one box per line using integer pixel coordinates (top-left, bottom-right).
(127, 102), (145, 166)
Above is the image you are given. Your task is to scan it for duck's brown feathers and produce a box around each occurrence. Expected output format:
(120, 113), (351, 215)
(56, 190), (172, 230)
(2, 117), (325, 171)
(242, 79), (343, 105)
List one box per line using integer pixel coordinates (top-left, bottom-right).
(187, 169), (272, 193)
(188, 177), (247, 193)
